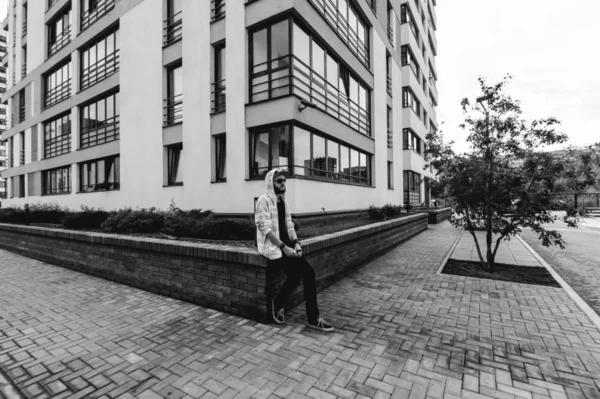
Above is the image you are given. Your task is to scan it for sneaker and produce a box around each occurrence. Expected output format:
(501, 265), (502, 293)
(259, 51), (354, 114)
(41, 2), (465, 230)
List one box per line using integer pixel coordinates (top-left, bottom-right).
(307, 317), (334, 332)
(272, 299), (285, 324)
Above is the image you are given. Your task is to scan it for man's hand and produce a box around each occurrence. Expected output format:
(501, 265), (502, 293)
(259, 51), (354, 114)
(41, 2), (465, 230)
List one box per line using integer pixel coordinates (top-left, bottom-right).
(294, 243), (302, 257)
(282, 246), (297, 257)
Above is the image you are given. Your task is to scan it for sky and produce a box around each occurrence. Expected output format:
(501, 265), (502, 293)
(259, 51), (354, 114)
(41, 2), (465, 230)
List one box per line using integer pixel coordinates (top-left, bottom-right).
(436, 0), (600, 153)
(1, 0), (598, 154)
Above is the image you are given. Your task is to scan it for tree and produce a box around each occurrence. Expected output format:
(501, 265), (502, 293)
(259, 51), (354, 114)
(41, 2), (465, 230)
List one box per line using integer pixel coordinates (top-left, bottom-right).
(425, 75), (582, 271)
(552, 144), (600, 193)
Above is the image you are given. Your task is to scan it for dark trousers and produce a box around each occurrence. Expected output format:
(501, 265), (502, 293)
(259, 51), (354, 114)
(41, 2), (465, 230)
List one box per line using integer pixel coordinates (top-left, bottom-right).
(268, 255), (319, 323)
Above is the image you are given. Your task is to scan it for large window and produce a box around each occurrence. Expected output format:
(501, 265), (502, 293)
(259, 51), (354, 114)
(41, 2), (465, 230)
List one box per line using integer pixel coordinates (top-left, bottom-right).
(404, 170), (421, 204)
(250, 19), (371, 136)
(80, 92), (120, 148)
(164, 0), (182, 46)
(18, 89), (25, 123)
(401, 45), (420, 79)
(81, 0), (115, 31)
(400, 4), (419, 43)
(212, 45), (226, 113)
(403, 128), (421, 154)
(250, 123), (371, 186)
(47, 6), (71, 57)
(80, 27), (119, 90)
(402, 87), (421, 119)
(44, 60), (71, 108)
(165, 63), (182, 125)
(44, 114), (71, 158)
(43, 166), (71, 195)
(307, 0), (369, 66)
(214, 135), (226, 182)
(79, 155), (120, 192)
(167, 144), (182, 185)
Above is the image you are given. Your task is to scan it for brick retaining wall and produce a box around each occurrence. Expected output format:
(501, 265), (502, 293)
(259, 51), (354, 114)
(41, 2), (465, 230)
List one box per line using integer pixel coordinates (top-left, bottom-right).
(418, 207), (452, 224)
(0, 213), (428, 322)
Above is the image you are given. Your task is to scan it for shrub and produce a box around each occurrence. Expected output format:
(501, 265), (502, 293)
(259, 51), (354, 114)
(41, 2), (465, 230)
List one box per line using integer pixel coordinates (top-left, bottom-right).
(196, 218), (255, 241)
(0, 207), (27, 224)
(28, 202), (68, 224)
(101, 207), (165, 234)
(62, 206), (110, 229)
(161, 206), (214, 238)
(368, 204), (403, 220)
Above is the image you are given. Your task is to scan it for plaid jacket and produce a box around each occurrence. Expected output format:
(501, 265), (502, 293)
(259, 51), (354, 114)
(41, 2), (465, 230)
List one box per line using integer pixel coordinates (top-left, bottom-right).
(255, 168), (296, 260)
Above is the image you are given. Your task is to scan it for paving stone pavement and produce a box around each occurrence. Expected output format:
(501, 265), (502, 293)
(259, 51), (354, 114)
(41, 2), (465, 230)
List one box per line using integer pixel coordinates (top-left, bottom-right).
(1, 222), (600, 399)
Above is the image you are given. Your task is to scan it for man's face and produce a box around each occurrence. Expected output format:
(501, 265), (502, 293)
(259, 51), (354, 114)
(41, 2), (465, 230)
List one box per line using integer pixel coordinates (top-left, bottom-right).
(273, 174), (287, 194)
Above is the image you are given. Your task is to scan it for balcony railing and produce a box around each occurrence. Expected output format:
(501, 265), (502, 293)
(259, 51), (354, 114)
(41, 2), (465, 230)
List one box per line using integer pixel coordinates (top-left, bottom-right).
(163, 94), (182, 126)
(211, 79), (226, 113)
(386, 74), (392, 97)
(19, 106), (25, 123)
(387, 23), (393, 45)
(211, 0), (225, 21)
(163, 11), (182, 46)
(22, 19), (27, 37)
(80, 50), (119, 90)
(80, 115), (120, 148)
(48, 0), (60, 9)
(308, 0), (369, 67)
(44, 133), (71, 158)
(19, 150), (24, 165)
(44, 79), (71, 109)
(251, 54), (370, 136)
(387, 128), (393, 149)
(21, 63), (26, 79)
(81, 0), (115, 31)
(48, 26), (71, 57)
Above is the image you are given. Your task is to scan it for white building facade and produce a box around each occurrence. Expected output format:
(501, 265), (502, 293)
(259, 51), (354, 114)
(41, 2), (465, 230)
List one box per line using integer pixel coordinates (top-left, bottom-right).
(0, 0), (438, 215)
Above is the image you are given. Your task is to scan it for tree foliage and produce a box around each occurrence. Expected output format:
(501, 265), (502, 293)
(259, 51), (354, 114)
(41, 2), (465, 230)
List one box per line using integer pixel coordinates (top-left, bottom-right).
(425, 75), (582, 270)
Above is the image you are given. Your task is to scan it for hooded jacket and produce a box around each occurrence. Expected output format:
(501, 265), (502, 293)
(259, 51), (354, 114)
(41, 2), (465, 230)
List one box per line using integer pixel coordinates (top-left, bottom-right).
(255, 168), (296, 260)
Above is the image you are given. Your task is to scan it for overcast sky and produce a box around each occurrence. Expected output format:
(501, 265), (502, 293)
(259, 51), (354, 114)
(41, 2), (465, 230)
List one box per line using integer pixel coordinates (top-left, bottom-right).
(437, 0), (600, 153)
(1, 0), (598, 154)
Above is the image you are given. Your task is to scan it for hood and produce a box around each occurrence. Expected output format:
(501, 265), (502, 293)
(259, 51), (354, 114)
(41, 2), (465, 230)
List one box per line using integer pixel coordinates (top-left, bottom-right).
(264, 168), (287, 200)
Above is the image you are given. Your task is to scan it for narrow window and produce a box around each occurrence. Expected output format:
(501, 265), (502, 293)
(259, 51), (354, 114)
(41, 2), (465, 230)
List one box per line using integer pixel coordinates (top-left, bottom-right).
(214, 135), (226, 182)
(167, 144), (183, 185)
(212, 44), (226, 113)
(165, 63), (182, 125)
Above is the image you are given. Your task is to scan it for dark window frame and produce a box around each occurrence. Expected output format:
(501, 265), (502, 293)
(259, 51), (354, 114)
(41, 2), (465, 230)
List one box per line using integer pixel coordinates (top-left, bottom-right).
(80, 0), (116, 32)
(80, 91), (120, 148)
(43, 165), (71, 195)
(79, 154), (120, 192)
(214, 134), (226, 182)
(212, 44), (226, 113)
(44, 59), (72, 109)
(80, 25), (120, 90)
(164, 62), (183, 126)
(47, 5), (71, 57)
(44, 113), (72, 159)
(167, 143), (183, 185)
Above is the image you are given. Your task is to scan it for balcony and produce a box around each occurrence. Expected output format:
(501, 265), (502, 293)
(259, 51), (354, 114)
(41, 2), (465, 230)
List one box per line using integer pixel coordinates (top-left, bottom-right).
(44, 134), (71, 158)
(19, 105), (25, 123)
(44, 79), (71, 109)
(48, 26), (71, 57)
(386, 74), (392, 97)
(250, 54), (371, 136)
(307, 0), (369, 67)
(19, 150), (24, 166)
(211, 0), (225, 22)
(21, 63), (26, 79)
(163, 11), (182, 46)
(387, 23), (393, 46)
(81, 0), (115, 31)
(163, 94), (182, 126)
(80, 115), (120, 148)
(387, 128), (393, 149)
(80, 51), (119, 90)
(22, 19), (27, 37)
(211, 79), (226, 113)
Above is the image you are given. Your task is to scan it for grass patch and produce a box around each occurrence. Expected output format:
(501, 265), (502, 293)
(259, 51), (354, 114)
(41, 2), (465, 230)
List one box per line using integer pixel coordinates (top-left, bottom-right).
(442, 259), (561, 287)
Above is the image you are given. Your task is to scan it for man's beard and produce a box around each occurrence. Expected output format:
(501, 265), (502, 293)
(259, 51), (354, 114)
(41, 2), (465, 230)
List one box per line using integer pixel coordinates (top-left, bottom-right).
(274, 185), (286, 194)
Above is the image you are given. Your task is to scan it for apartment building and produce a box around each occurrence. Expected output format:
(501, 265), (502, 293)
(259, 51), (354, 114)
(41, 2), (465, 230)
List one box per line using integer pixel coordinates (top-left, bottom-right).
(0, 30), (7, 200)
(0, 0), (438, 214)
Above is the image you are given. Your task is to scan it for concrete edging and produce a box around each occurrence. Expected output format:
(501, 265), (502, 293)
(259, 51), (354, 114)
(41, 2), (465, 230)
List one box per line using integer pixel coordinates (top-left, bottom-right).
(435, 226), (464, 275)
(516, 234), (600, 330)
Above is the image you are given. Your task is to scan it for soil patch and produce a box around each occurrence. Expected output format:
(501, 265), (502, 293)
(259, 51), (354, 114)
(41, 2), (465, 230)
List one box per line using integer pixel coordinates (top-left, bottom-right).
(442, 259), (561, 287)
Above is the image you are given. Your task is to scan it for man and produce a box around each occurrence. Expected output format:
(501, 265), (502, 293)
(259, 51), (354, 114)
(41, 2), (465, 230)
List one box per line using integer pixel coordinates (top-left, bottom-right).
(255, 168), (333, 332)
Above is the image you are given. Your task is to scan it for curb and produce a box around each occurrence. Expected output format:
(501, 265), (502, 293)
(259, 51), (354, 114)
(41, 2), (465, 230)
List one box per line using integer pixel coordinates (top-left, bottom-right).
(517, 234), (600, 331)
(435, 227), (464, 275)
(0, 370), (22, 399)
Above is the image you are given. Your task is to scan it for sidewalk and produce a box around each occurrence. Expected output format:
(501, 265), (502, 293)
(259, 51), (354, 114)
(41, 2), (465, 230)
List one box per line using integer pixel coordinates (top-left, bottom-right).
(1, 222), (599, 399)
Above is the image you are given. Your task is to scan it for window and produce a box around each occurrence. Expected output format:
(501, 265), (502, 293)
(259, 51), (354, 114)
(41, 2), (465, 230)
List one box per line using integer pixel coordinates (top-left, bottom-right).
(403, 128), (421, 154)
(81, 0), (115, 31)
(164, 0), (182, 46)
(48, 0), (60, 8)
(388, 162), (393, 189)
(214, 135), (226, 182)
(44, 60), (72, 108)
(167, 144), (182, 185)
(44, 114), (71, 158)
(386, 52), (392, 97)
(22, 3), (27, 36)
(387, 3), (395, 46)
(47, 6), (71, 57)
(401, 4), (419, 42)
(21, 45), (27, 78)
(387, 107), (393, 149)
(18, 175), (25, 198)
(19, 132), (25, 166)
(212, 45), (226, 113)
(43, 166), (71, 195)
(79, 155), (120, 192)
(80, 92), (120, 148)
(307, 0), (369, 66)
(250, 123), (371, 186)
(80, 27), (119, 90)
(19, 89), (25, 123)
(404, 170), (421, 204)
(401, 46), (420, 79)
(211, 0), (225, 21)
(164, 63), (182, 125)
(250, 19), (371, 136)
(402, 87), (421, 118)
